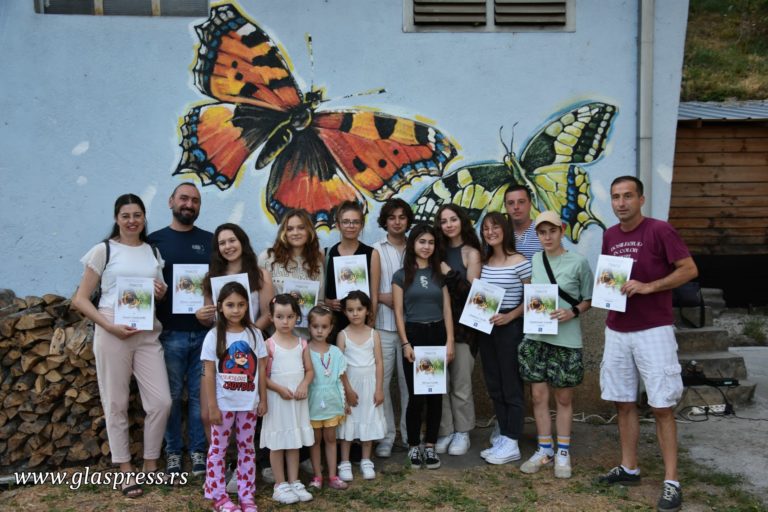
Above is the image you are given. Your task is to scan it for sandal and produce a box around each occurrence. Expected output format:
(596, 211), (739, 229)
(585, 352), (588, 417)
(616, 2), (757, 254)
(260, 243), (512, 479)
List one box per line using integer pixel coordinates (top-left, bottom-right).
(239, 496), (258, 512)
(121, 473), (143, 498)
(213, 496), (241, 512)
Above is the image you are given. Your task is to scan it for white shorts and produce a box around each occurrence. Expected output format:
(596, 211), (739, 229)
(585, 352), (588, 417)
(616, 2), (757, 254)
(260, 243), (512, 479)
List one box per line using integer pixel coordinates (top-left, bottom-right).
(600, 325), (683, 408)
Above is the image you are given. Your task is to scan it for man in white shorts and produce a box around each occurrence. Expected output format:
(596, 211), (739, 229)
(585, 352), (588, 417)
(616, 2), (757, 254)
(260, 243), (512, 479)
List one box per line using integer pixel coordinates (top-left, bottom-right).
(597, 176), (698, 512)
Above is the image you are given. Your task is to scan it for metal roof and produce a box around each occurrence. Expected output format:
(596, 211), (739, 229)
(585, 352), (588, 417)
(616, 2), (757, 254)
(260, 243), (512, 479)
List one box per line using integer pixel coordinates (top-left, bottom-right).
(679, 100), (768, 121)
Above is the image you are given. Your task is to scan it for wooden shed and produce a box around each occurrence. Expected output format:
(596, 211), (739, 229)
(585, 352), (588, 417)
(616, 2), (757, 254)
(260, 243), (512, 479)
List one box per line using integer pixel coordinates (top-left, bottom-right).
(670, 100), (768, 306)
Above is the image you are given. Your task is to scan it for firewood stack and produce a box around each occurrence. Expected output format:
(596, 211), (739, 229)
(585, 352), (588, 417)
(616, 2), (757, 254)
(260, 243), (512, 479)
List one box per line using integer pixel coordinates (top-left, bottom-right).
(0, 289), (146, 471)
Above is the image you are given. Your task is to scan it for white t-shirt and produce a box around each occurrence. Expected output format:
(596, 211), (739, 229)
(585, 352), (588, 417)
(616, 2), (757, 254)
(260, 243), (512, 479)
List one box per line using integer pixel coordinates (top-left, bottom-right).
(80, 240), (165, 310)
(201, 327), (268, 411)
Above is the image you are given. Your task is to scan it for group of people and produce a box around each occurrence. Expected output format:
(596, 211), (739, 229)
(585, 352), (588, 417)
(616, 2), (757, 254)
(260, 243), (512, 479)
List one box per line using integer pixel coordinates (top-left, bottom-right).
(71, 175), (696, 512)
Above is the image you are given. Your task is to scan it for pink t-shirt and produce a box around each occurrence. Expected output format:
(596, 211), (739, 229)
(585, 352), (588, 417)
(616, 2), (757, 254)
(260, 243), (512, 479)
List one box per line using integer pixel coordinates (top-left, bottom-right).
(602, 218), (690, 332)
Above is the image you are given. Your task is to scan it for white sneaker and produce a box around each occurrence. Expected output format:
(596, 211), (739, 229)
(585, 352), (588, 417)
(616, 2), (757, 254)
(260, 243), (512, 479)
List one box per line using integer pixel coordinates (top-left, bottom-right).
(484, 436), (521, 465)
(480, 436), (501, 460)
(435, 433), (454, 454)
(337, 461), (353, 482)
(554, 450), (572, 478)
(272, 482), (299, 504)
(375, 440), (393, 458)
(448, 432), (470, 455)
(290, 480), (314, 502)
(360, 459), (376, 480)
(520, 448), (554, 474)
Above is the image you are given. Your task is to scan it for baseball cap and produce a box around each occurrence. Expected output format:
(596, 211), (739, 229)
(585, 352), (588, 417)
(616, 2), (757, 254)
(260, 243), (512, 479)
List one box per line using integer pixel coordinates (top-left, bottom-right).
(534, 211), (563, 229)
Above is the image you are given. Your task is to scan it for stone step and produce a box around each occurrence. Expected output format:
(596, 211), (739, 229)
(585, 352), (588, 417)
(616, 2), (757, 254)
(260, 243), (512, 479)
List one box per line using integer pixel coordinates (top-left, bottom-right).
(676, 380), (756, 411)
(674, 305), (713, 328)
(678, 351), (747, 380)
(675, 326), (731, 352)
(701, 287), (726, 314)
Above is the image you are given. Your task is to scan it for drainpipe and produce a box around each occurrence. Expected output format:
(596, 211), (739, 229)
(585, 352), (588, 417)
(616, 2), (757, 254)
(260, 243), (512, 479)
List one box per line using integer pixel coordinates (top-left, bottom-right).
(638, 0), (654, 214)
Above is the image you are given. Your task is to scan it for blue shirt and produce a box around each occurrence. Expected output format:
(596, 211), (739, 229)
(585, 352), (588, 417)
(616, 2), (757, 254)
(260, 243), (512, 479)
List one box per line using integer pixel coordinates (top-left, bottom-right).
(149, 226), (213, 331)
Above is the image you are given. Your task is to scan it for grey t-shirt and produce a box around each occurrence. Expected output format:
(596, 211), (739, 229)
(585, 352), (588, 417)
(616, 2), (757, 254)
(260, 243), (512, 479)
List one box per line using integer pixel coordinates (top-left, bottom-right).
(392, 267), (444, 323)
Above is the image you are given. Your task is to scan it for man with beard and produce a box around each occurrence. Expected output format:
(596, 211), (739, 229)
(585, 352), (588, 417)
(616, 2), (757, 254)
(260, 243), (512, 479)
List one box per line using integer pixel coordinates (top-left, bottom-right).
(149, 182), (213, 477)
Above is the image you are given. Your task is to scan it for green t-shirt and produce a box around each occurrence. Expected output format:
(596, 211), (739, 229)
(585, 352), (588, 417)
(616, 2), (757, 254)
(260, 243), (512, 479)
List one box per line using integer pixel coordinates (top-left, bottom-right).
(527, 251), (593, 349)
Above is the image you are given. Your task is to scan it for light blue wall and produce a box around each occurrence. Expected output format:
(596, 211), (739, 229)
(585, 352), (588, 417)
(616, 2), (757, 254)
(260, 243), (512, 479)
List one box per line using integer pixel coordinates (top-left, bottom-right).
(0, 0), (686, 296)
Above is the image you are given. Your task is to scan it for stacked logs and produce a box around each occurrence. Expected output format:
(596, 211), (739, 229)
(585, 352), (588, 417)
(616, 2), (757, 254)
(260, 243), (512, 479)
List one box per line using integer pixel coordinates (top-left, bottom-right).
(0, 289), (145, 471)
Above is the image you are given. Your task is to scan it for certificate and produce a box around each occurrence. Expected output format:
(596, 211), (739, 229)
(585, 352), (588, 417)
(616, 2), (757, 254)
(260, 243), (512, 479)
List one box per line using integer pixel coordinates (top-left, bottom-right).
(114, 277), (155, 330)
(523, 284), (559, 335)
(592, 255), (633, 312)
(459, 279), (505, 334)
(413, 346), (447, 395)
(283, 278), (320, 328)
(210, 273), (255, 323)
(333, 254), (369, 298)
(172, 264), (208, 314)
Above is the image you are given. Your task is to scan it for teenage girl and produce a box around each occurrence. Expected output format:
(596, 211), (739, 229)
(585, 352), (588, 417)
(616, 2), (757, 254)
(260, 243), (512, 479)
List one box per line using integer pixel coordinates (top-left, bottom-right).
(201, 282), (268, 512)
(393, 224), (455, 470)
(336, 291), (386, 481)
(306, 305), (351, 490)
(259, 294), (315, 504)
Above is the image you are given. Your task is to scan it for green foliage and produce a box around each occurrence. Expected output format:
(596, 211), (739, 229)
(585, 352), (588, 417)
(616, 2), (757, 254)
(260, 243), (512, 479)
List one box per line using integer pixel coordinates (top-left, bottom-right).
(683, 0), (768, 100)
(742, 316), (767, 342)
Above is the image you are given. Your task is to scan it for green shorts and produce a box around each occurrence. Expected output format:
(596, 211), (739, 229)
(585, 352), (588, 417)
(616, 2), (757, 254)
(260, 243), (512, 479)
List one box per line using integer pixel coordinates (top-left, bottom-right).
(518, 338), (583, 388)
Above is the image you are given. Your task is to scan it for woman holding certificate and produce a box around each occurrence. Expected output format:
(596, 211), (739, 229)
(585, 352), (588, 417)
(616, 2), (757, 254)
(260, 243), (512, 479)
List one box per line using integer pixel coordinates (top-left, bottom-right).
(518, 211), (593, 479)
(72, 193), (171, 498)
(196, 223), (274, 443)
(477, 212), (531, 466)
(393, 224), (454, 470)
(433, 204), (481, 457)
(324, 201), (380, 339)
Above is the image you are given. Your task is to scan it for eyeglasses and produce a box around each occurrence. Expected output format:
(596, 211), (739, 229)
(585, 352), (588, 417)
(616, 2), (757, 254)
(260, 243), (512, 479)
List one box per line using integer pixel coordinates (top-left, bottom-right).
(340, 219), (362, 227)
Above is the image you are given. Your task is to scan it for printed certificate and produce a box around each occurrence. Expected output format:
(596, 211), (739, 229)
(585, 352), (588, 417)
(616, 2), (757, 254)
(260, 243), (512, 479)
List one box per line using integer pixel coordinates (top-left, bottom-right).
(210, 273), (255, 323)
(283, 278), (320, 328)
(172, 264), (208, 314)
(592, 255), (633, 312)
(114, 277), (155, 330)
(523, 284), (559, 335)
(459, 279), (505, 334)
(413, 346), (447, 395)
(333, 254), (369, 298)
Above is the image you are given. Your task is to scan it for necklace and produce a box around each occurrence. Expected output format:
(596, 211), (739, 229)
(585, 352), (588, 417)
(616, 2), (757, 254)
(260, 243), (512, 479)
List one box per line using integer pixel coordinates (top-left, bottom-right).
(320, 352), (331, 376)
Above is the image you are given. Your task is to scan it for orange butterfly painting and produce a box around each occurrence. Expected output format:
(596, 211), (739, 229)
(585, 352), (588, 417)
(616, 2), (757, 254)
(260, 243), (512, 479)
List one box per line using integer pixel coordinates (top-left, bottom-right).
(175, 3), (457, 228)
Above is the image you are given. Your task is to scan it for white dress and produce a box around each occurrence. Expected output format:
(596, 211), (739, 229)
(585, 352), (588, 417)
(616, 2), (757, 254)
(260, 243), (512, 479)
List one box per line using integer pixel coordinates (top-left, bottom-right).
(259, 338), (314, 449)
(337, 329), (386, 442)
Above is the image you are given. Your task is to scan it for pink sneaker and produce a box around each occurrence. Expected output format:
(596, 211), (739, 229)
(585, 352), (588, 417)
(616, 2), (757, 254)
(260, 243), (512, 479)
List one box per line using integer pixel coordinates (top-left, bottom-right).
(328, 476), (348, 490)
(308, 476), (323, 490)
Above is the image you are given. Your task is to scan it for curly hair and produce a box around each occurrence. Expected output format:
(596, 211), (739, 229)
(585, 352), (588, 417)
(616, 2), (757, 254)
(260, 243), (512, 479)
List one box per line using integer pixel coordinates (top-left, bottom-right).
(266, 209), (322, 279)
(377, 198), (413, 230)
(434, 204), (481, 260)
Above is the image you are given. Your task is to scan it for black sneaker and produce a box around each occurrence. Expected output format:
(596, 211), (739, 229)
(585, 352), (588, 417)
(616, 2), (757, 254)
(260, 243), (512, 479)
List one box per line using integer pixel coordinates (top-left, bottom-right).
(597, 466), (641, 486)
(166, 453), (182, 475)
(423, 446), (441, 469)
(657, 482), (682, 512)
(407, 446), (423, 468)
(191, 451), (206, 476)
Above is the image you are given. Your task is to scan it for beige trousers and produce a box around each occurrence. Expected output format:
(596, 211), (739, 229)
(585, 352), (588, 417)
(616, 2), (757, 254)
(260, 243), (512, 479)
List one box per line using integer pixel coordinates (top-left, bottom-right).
(94, 310), (171, 463)
(439, 341), (476, 435)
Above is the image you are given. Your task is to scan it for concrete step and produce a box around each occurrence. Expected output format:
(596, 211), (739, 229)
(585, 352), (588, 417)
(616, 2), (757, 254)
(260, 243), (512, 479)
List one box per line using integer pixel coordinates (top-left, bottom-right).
(702, 287), (726, 315)
(676, 380), (756, 411)
(674, 305), (713, 328)
(678, 351), (747, 380)
(675, 327), (731, 352)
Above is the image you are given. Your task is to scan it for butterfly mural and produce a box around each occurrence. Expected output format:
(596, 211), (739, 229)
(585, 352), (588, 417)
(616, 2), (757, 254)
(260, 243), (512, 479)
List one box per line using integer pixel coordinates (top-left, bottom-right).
(413, 102), (618, 242)
(174, 3), (457, 228)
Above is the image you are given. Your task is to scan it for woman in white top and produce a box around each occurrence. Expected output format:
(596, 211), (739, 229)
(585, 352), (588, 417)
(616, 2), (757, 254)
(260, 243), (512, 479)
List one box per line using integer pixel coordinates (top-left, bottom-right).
(72, 194), (172, 498)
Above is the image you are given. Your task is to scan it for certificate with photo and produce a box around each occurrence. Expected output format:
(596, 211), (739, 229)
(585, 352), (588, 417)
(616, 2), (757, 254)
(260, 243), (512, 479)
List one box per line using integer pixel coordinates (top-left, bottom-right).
(282, 278), (320, 328)
(333, 254), (369, 298)
(523, 284), (559, 335)
(114, 277), (155, 330)
(459, 279), (505, 334)
(413, 346), (447, 395)
(210, 273), (255, 323)
(172, 264), (208, 314)
(592, 255), (633, 312)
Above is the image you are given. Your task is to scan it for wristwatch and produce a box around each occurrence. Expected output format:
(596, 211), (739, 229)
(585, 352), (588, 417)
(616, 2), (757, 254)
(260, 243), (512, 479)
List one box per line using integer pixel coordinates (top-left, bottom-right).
(571, 305), (580, 317)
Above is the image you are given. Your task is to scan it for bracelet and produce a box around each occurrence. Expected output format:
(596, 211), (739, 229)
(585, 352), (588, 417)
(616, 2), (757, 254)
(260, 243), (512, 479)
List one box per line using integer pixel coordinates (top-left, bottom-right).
(401, 342), (411, 348)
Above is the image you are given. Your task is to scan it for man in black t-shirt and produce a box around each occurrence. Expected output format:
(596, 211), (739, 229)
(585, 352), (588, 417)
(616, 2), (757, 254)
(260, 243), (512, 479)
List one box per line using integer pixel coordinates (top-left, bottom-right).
(149, 182), (212, 476)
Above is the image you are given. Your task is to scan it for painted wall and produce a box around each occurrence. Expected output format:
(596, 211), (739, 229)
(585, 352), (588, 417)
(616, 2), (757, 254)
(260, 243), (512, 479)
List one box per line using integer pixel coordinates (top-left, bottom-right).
(0, 0), (687, 296)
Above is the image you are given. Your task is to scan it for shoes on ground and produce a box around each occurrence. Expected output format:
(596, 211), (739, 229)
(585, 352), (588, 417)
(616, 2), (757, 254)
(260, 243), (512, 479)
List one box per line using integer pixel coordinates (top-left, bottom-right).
(448, 432), (470, 456)
(290, 480), (313, 502)
(423, 446), (441, 469)
(191, 451), (206, 476)
(435, 433), (454, 454)
(375, 440), (393, 458)
(554, 450), (571, 479)
(520, 448), (554, 474)
(484, 435), (520, 465)
(657, 482), (682, 512)
(408, 446), (423, 468)
(337, 461), (354, 482)
(328, 476), (348, 490)
(597, 465), (642, 486)
(308, 476), (322, 490)
(166, 453), (182, 475)
(272, 482), (299, 504)
(360, 459), (376, 479)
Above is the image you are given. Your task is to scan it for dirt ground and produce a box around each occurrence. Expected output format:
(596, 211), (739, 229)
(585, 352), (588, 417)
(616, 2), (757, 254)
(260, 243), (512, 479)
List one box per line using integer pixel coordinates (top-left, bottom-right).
(2, 420), (765, 512)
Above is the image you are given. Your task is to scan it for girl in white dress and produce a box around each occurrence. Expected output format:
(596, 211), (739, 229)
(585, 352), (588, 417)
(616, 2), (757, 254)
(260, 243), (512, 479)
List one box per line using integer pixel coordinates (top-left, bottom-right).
(259, 294), (315, 504)
(336, 291), (386, 481)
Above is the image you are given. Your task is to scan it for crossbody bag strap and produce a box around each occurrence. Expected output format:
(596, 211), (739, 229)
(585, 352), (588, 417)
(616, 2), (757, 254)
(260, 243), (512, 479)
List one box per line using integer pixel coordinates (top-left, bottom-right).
(542, 252), (580, 307)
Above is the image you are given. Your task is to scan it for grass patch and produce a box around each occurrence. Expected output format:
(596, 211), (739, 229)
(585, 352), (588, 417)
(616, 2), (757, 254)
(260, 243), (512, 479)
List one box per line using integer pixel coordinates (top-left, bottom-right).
(742, 316), (767, 343)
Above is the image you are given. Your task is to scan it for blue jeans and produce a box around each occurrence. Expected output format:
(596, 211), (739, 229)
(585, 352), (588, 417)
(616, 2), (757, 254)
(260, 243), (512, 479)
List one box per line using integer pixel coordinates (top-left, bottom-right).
(161, 329), (207, 454)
